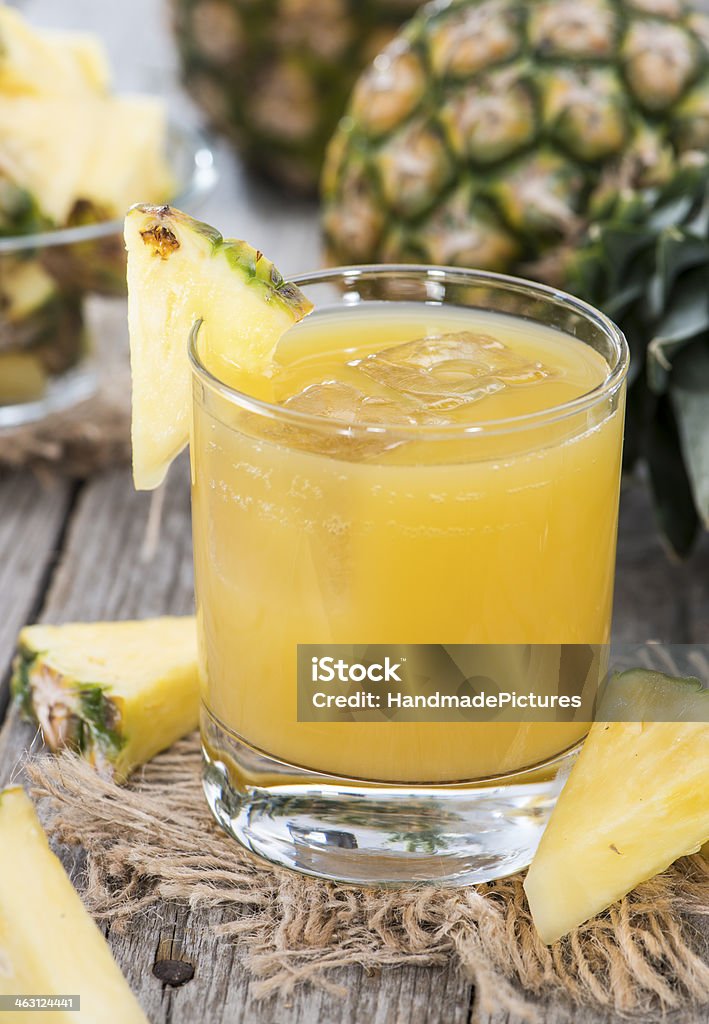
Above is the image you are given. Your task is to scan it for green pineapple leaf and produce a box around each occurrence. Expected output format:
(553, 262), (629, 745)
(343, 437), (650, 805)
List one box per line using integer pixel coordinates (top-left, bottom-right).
(656, 233), (709, 307)
(645, 395), (699, 558)
(671, 342), (709, 527)
(647, 266), (709, 393)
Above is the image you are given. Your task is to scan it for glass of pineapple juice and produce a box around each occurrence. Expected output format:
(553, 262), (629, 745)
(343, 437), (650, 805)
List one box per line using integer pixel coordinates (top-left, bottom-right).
(191, 266), (628, 885)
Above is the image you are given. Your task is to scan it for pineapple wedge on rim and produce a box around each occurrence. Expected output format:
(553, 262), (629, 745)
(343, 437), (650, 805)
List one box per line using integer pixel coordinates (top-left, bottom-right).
(124, 204), (313, 490)
(12, 617), (199, 782)
(0, 787), (148, 1023)
(524, 669), (709, 945)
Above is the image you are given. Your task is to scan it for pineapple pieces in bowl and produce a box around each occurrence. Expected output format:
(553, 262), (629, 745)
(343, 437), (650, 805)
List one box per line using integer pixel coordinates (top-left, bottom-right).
(0, 4), (215, 425)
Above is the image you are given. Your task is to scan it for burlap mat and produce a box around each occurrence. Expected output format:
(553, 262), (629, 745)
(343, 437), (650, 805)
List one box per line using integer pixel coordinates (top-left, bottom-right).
(0, 297), (131, 477)
(24, 737), (709, 1021)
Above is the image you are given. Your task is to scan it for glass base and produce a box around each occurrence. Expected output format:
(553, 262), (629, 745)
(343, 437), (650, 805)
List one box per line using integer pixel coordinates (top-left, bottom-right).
(202, 709), (577, 886)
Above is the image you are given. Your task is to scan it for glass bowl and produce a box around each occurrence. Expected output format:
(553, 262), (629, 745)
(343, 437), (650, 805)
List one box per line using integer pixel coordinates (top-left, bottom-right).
(0, 122), (217, 428)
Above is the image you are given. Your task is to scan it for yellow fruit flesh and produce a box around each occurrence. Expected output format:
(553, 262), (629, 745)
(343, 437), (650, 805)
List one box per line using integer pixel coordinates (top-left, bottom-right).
(0, 97), (95, 223)
(0, 7), (171, 225)
(0, 353), (47, 404)
(0, 788), (148, 1024)
(77, 96), (175, 215)
(0, 7), (108, 97)
(3, 262), (56, 320)
(524, 718), (709, 944)
(17, 617), (200, 780)
(125, 206), (312, 490)
(41, 31), (111, 93)
(0, 95), (172, 225)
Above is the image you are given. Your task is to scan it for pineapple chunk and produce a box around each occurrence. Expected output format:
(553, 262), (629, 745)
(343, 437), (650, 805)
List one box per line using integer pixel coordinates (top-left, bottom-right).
(77, 95), (175, 217)
(0, 7), (108, 97)
(0, 7), (171, 229)
(124, 205), (313, 490)
(0, 787), (148, 1023)
(0, 97), (98, 223)
(12, 618), (200, 781)
(524, 670), (709, 945)
(41, 30), (111, 93)
(0, 353), (47, 404)
(2, 260), (56, 321)
(0, 95), (173, 225)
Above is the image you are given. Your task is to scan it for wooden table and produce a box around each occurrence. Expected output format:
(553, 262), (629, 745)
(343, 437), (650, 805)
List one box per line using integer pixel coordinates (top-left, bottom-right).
(1, 2), (708, 1020)
(2, 468), (708, 1024)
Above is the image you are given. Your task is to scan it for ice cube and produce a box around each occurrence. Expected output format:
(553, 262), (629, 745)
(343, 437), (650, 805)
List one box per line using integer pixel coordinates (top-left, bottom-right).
(352, 331), (551, 411)
(283, 380), (420, 426)
(277, 381), (421, 459)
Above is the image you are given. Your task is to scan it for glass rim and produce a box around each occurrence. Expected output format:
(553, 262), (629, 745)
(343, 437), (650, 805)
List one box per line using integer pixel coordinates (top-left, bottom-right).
(0, 120), (217, 254)
(188, 263), (630, 440)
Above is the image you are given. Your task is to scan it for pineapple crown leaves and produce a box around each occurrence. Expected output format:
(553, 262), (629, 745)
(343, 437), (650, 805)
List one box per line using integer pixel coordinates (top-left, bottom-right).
(569, 161), (709, 556)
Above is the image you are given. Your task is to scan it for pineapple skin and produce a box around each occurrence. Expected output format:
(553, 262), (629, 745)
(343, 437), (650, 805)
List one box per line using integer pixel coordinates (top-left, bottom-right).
(12, 617), (201, 781)
(0, 787), (148, 1023)
(323, 0), (709, 272)
(170, 0), (420, 193)
(524, 672), (709, 944)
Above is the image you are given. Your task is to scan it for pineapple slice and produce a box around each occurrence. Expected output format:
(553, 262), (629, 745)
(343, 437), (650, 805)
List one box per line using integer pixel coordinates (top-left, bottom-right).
(0, 8), (170, 230)
(524, 670), (709, 945)
(0, 7), (109, 97)
(0, 787), (148, 1023)
(12, 618), (200, 781)
(124, 204), (313, 490)
(0, 95), (173, 225)
(77, 96), (175, 218)
(0, 97), (99, 224)
(41, 30), (111, 93)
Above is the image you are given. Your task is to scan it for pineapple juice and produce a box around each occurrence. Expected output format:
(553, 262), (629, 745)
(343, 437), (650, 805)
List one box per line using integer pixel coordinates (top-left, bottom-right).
(192, 301), (625, 785)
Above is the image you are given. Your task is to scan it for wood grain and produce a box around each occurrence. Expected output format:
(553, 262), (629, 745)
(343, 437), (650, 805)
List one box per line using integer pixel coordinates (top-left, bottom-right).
(1, 464), (707, 1023)
(0, 461), (478, 1024)
(0, 473), (73, 718)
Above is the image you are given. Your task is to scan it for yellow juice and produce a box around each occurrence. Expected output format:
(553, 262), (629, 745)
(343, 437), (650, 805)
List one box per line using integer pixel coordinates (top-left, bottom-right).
(192, 302), (625, 784)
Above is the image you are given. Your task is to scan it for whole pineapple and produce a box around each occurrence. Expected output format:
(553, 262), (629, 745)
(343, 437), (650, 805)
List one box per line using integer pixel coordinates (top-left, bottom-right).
(323, 0), (709, 554)
(170, 0), (420, 193)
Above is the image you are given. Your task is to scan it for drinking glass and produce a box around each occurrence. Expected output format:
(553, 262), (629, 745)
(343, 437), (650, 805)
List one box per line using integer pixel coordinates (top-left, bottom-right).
(190, 266), (628, 885)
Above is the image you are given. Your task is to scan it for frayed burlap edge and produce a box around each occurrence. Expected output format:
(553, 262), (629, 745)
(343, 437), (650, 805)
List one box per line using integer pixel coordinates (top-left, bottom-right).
(24, 736), (709, 1021)
(0, 297), (130, 478)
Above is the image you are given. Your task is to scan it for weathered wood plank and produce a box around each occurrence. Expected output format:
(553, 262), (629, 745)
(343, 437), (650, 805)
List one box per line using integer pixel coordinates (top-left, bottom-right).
(473, 995), (708, 1024)
(0, 462), (477, 1024)
(0, 473), (73, 722)
(39, 464), (194, 623)
(2, 465), (707, 1024)
(118, 902), (472, 1024)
